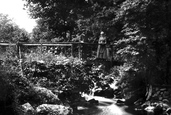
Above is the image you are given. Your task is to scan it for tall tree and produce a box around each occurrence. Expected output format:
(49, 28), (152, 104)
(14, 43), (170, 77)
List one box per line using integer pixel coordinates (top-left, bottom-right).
(31, 18), (56, 42)
(24, 0), (121, 42)
(0, 13), (29, 43)
(24, 0), (92, 41)
(114, 0), (171, 84)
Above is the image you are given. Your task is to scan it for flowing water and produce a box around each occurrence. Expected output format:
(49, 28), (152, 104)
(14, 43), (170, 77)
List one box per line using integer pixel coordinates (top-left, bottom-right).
(76, 95), (139, 115)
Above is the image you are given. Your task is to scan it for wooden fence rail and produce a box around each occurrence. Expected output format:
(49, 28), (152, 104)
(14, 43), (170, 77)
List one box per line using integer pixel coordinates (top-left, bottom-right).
(0, 42), (100, 59)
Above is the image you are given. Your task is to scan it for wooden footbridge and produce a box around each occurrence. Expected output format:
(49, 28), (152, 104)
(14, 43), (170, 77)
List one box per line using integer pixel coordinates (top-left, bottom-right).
(0, 42), (118, 60)
(0, 42), (99, 60)
(0, 42), (123, 70)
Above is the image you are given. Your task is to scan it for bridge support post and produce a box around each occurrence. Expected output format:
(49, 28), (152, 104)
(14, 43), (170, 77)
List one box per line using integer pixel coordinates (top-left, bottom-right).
(71, 44), (73, 57)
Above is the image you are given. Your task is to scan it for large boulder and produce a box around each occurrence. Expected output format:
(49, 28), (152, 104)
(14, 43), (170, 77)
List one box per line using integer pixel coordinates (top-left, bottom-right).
(36, 104), (73, 115)
(144, 104), (164, 115)
(88, 99), (99, 105)
(139, 102), (170, 115)
(58, 90), (80, 103)
(32, 86), (61, 104)
(20, 103), (35, 115)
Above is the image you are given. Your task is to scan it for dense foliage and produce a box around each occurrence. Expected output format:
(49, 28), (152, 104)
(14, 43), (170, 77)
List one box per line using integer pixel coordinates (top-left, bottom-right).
(115, 0), (171, 85)
(24, 0), (171, 89)
(1, 0), (171, 113)
(0, 13), (29, 43)
(24, 0), (121, 42)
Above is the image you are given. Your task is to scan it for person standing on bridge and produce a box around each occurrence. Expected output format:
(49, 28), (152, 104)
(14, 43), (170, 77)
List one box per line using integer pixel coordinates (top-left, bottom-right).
(96, 31), (110, 60)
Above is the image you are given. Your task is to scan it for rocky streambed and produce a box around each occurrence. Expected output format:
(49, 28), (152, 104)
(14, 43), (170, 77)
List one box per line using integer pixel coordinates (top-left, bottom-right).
(76, 95), (139, 115)
(17, 80), (171, 115)
(77, 84), (171, 115)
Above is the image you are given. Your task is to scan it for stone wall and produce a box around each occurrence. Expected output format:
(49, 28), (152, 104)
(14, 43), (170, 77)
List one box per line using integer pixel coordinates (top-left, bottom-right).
(135, 86), (171, 115)
(151, 86), (171, 104)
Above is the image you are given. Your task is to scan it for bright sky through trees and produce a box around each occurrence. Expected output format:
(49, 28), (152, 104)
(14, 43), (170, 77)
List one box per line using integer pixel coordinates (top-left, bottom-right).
(0, 0), (37, 33)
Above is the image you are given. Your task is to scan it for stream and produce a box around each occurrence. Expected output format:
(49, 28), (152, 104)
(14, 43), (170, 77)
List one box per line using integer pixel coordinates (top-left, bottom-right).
(76, 95), (139, 115)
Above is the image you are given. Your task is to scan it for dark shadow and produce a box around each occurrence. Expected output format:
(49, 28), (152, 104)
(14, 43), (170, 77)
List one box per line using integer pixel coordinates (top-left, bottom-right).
(0, 100), (18, 115)
(124, 106), (142, 115)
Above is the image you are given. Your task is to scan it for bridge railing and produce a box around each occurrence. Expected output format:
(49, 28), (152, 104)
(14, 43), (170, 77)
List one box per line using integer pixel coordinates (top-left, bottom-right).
(0, 42), (101, 60)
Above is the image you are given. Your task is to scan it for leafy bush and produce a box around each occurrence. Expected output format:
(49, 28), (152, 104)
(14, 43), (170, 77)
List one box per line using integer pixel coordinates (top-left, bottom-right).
(23, 56), (94, 93)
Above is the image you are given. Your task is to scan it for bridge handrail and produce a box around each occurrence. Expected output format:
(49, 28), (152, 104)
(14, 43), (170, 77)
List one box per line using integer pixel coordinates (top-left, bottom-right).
(0, 42), (92, 45)
(0, 42), (115, 59)
(0, 42), (115, 46)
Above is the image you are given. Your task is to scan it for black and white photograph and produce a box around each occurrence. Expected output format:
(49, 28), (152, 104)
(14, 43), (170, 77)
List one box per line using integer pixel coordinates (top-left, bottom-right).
(0, 0), (171, 115)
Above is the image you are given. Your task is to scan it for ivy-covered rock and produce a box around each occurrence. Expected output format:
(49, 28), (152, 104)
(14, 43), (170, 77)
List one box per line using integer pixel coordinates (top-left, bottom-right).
(36, 104), (73, 115)
(32, 86), (61, 104)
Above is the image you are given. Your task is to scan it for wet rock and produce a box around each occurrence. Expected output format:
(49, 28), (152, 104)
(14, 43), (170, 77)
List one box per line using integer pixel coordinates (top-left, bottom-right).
(20, 103), (35, 115)
(88, 99), (99, 104)
(36, 104), (73, 115)
(144, 106), (155, 115)
(141, 101), (150, 108)
(116, 99), (125, 105)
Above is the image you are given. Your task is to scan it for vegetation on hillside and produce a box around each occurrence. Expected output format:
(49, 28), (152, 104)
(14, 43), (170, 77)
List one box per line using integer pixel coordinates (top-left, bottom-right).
(1, 0), (171, 114)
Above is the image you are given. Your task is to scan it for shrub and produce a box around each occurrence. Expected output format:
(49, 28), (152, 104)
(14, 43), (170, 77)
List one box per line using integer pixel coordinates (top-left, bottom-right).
(23, 56), (94, 93)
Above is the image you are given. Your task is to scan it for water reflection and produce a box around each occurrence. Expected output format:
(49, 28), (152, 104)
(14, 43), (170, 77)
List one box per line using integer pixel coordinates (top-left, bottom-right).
(75, 96), (139, 115)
